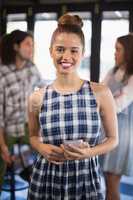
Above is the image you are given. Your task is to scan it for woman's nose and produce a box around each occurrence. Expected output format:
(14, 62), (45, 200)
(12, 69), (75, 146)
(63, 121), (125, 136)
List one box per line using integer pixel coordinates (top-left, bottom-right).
(62, 50), (72, 60)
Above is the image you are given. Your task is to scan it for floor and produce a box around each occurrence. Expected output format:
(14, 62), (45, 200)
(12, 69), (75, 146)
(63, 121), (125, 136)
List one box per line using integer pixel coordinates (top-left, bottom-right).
(1, 175), (133, 200)
(120, 176), (133, 200)
(1, 175), (29, 200)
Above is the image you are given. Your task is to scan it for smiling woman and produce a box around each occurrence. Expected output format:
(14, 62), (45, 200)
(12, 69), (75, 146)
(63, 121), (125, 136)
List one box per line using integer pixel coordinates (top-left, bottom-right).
(50, 32), (83, 76)
(28, 13), (118, 200)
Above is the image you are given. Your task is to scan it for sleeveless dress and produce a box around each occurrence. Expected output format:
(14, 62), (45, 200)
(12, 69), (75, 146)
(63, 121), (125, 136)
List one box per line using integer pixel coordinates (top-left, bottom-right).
(101, 73), (133, 176)
(28, 81), (104, 200)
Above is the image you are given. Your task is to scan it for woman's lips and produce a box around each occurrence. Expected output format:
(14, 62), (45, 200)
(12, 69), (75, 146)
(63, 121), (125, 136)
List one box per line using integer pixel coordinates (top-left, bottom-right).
(61, 62), (72, 69)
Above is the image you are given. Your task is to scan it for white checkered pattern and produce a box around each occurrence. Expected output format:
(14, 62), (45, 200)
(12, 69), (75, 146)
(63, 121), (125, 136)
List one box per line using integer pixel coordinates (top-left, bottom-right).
(28, 81), (104, 200)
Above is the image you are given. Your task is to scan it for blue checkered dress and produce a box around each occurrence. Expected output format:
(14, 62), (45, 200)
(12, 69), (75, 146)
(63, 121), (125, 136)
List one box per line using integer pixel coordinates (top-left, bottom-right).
(28, 81), (104, 200)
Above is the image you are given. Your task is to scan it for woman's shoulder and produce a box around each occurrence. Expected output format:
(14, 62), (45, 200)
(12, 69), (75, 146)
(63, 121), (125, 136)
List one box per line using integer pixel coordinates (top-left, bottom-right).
(90, 81), (113, 104)
(28, 87), (46, 113)
(90, 81), (110, 94)
(30, 87), (45, 99)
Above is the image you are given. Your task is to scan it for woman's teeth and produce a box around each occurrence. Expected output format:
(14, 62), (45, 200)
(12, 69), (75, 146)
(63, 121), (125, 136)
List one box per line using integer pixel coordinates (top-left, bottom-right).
(61, 62), (72, 68)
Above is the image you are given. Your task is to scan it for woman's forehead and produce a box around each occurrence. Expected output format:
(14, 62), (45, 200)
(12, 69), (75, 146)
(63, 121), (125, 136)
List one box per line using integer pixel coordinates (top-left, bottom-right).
(53, 32), (82, 46)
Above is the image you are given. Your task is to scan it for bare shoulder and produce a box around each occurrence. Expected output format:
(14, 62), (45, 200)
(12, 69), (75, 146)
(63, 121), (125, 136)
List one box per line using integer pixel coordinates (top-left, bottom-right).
(29, 88), (44, 100)
(90, 81), (110, 96)
(90, 81), (113, 108)
(28, 87), (45, 113)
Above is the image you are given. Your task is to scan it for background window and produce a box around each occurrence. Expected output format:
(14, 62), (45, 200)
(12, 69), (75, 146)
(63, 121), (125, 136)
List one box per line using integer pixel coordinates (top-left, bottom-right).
(34, 13), (57, 81)
(68, 12), (92, 80)
(100, 11), (129, 81)
(7, 14), (27, 33)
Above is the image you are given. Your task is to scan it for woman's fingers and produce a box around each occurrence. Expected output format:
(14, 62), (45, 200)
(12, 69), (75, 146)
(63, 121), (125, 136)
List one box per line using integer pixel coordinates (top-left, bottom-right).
(62, 144), (90, 160)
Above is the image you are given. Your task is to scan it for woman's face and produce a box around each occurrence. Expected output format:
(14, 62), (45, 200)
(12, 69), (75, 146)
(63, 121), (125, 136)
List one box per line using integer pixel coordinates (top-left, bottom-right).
(15, 36), (33, 61)
(50, 32), (84, 75)
(114, 41), (125, 67)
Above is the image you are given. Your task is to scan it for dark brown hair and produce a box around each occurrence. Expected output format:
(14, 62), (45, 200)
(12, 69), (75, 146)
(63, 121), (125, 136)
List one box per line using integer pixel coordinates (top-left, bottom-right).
(114, 34), (133, 80)
(50, 14), (85, 52)
(0, 29), (33, 65)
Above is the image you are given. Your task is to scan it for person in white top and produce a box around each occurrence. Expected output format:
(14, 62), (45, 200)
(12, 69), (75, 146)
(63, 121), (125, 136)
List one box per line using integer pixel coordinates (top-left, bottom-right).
(101, 34), (133, 200)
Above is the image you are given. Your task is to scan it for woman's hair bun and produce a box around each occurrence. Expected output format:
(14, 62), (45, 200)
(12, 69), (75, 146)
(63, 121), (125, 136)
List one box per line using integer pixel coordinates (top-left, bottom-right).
(58, 14), (83, 29)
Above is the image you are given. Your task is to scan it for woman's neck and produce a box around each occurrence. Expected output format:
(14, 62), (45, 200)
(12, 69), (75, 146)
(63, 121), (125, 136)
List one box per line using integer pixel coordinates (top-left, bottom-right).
(53, 73), (83, 93)
(118, 64), (126, 71)
(56, 73), (80, 86)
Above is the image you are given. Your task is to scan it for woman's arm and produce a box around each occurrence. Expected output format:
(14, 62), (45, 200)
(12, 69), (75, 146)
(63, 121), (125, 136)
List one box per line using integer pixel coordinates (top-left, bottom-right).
(28, 91), (42, 153)
(103, 69), (133, 113)
(62, 83), (118, 160)
(0, 128), (13, 164)
(91, 83), (118, 155)
(28, 90), (65, 164)
(113, 76), (133, 113)
(0, 81), (13, 164)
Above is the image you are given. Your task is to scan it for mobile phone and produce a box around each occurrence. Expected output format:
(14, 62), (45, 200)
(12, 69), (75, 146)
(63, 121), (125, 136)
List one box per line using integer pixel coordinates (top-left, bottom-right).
(63, 139), (83, 147)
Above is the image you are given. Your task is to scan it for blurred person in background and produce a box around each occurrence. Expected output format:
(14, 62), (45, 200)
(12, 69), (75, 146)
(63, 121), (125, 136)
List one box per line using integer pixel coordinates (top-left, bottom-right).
(0, 30), (42, 192)
(101, 34), (133, 200)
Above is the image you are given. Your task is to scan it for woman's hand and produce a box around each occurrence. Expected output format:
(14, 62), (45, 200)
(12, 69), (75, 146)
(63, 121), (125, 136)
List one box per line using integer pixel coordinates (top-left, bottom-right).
(61, 142), (90, 161)
(114, 89), (123, 98)
(39, 143), (66, 164)
(1, 145), (15, 165)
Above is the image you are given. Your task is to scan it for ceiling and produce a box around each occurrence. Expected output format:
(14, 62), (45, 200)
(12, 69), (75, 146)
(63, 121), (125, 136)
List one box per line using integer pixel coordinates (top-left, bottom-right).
(0, 0), (132, 7)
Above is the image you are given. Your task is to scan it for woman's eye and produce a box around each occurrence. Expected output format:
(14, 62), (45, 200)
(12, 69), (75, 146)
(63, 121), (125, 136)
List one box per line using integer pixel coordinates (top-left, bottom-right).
(72, 50), (78, 53)
(56, 47), (64, 53)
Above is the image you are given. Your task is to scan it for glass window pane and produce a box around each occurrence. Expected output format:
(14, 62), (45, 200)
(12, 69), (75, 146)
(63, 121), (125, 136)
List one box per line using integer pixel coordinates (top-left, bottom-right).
(34, 13), (57, 81)
(7, 14), (27, 33)
(100, 11), (129, 81)
(35, 13), (57, 20)
(68, 12), (92, 80)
